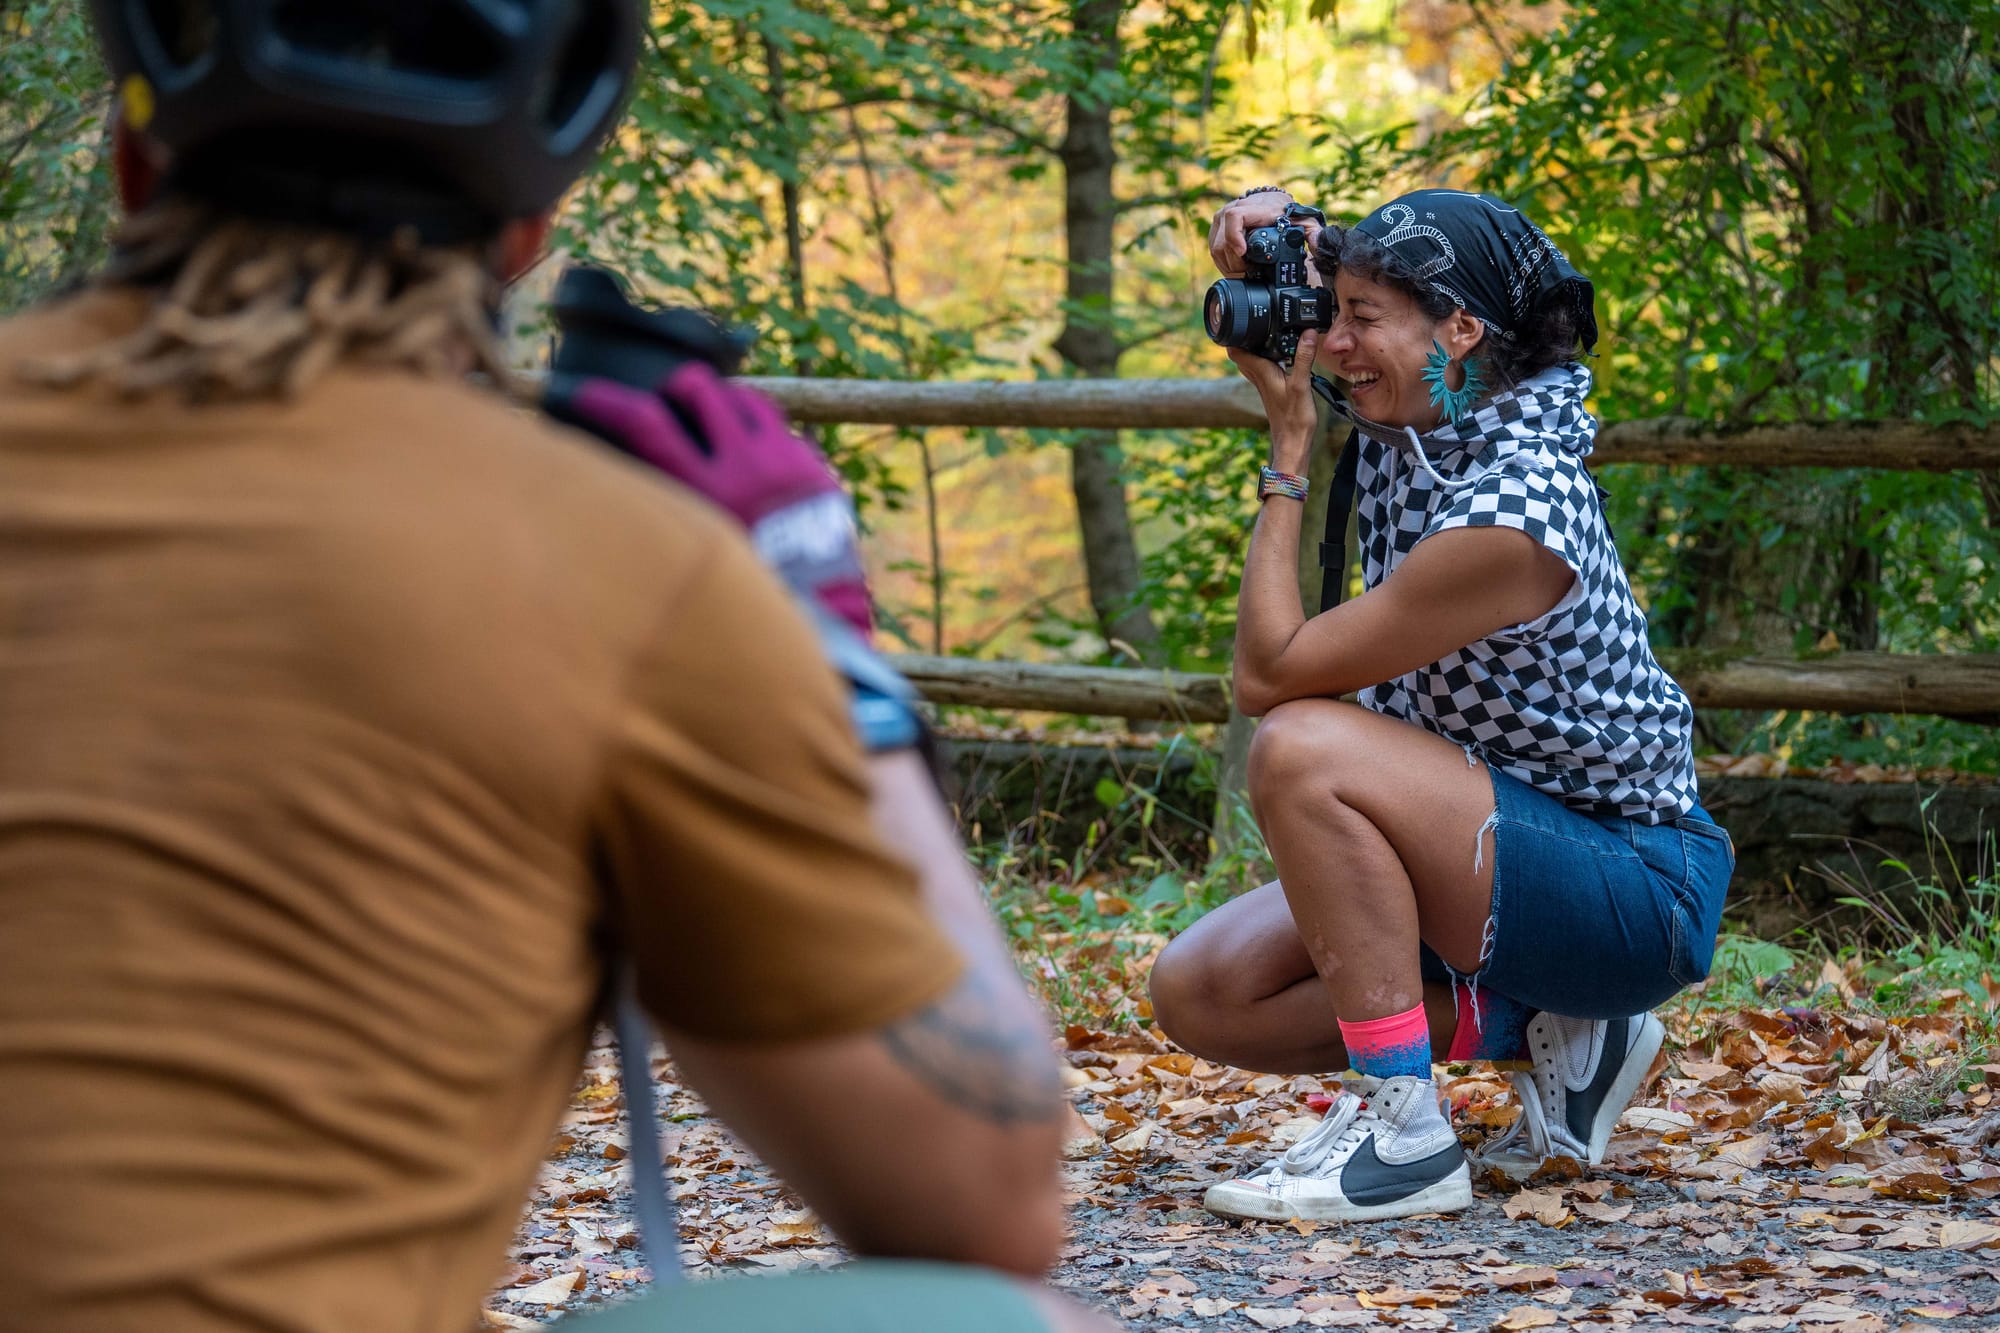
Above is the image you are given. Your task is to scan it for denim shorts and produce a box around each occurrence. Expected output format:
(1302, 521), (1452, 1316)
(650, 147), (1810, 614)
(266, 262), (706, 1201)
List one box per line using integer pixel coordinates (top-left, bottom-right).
(1421, 764), (1736, 1020)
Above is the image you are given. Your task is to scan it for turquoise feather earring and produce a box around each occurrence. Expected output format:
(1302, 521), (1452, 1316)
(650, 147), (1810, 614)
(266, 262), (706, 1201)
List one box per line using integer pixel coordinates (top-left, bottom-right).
(1421, 340), (1486, 424)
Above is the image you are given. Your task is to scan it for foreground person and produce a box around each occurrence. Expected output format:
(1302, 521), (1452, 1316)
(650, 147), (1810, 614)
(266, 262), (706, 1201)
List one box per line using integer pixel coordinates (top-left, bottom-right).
(0, 3), (1112, 1330)
(1150, 188), (1734, 1223)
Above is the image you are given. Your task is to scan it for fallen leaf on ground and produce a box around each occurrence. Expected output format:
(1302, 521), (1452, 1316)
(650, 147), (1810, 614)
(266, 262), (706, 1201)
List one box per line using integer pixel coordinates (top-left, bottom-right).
(1501, 1187), (1571, 1226)
(1623, 1106), (1695, 1132)
(1937, 1219), (2000, 1250)
(1061, 1103), (1102, 1158)
(1109, 1122), (1156, 1153)
(505, 1271), (580, 1306)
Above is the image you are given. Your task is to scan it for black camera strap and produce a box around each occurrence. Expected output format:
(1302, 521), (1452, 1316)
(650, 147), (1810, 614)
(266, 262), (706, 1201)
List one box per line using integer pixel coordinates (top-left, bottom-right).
(1318, 429), (1360, 614)
(1309, 372), (1362, 615)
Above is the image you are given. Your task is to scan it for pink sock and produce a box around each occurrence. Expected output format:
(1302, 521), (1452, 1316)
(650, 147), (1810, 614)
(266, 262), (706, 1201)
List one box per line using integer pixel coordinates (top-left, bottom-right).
(1338, 1002), (1432, 1081)
(1445, 985), (1534, 1063)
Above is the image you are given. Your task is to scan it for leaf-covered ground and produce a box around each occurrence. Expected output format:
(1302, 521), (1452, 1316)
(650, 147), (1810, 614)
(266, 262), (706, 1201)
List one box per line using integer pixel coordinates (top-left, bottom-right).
(484, 956), (2000, 1332)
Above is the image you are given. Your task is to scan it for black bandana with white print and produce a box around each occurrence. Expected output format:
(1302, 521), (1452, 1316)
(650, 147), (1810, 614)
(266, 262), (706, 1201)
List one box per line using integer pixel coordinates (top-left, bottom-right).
(1352, 189), (1598, 351)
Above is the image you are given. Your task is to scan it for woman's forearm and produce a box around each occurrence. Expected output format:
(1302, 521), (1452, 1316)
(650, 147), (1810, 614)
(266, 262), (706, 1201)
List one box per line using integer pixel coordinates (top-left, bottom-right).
(1233, 489), (1312, 715)
(1224, 331), (1325, 715)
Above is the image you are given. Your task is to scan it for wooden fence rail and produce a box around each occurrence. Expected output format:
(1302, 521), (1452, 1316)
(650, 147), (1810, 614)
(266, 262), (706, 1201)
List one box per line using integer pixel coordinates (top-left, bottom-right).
(517, 372), (2000, 471)
(738, 377), (2000, 473)
(891, 651), (2000, 724)
(510, 369), (1997, 725)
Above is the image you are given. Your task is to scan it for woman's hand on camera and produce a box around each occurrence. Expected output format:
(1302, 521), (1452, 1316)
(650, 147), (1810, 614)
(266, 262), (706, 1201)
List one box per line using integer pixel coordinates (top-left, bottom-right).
(1227, 330), (1322, 473)
(1209, 191), (1294, 276)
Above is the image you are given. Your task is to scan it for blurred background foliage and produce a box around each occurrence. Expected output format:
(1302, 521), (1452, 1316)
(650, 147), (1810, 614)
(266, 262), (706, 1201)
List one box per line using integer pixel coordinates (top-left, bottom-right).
(1, 1), (113, 310)
(3, 0), (1995, 770)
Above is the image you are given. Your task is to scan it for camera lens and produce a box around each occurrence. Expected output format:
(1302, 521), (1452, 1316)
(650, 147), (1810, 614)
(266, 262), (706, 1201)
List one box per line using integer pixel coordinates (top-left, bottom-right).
(1203, 279), (1271, 350)
(1203, 286), (1229, 340)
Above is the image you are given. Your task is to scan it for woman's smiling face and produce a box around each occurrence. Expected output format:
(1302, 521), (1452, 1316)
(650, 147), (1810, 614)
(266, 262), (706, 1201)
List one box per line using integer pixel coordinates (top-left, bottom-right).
(1314, 268), (1480, 430)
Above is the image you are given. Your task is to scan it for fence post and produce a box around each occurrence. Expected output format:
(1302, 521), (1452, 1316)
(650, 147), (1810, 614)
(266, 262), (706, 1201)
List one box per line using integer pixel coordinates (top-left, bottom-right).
(1209, 400), (1344, 871)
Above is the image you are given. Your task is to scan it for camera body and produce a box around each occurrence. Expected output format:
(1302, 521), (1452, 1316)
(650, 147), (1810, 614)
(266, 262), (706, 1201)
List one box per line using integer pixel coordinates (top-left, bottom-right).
(545, 266), (752, 449)
(1203, 221), (1332, 367)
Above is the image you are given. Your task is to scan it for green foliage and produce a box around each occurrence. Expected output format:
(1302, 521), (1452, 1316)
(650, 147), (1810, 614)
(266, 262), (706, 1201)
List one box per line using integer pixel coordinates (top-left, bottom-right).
(1129, 428), (1262, 668)
(1437, 1), (1999, 423)
(563, 1), (1034, 363)
(1, 1), (115, 314)
(553, 0), (1253, 538)
(551, 2), (1014, 512)
(1367, 0), (2000, 771)
(1676, 802), (2000, 1040)
(976, 734), (1269, 1027)
(5, 0), (1995, 773)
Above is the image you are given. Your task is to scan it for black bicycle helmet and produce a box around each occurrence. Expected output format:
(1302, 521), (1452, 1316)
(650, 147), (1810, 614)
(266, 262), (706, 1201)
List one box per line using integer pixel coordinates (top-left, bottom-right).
(88, 0), (641, 239)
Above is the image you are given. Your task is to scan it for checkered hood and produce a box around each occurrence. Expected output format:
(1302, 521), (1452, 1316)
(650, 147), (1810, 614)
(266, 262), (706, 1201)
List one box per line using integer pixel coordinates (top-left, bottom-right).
(1346, 363), (1698, 823)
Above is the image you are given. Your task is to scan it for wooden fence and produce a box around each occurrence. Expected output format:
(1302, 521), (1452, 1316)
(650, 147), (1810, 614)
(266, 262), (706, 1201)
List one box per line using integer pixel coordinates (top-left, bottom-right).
(745, 377), (2000, 473)
(889, 651), (2000, 725)
(725, 377), (2000, 726)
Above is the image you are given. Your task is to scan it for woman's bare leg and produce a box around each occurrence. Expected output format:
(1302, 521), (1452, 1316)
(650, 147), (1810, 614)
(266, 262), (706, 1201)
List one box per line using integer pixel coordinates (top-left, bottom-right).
(1152, 697), (1509, 1071)
(1149, 881), (1459, 1073)
(1247, 698), (1500, 1025)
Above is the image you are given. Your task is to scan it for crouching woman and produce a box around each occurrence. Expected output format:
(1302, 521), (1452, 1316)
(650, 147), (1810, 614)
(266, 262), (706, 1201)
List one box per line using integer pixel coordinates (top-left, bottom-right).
(1149, 188), (1734, 1223)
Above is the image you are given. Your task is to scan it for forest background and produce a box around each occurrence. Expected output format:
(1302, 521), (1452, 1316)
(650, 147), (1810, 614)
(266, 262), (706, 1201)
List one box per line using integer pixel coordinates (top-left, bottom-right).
(4, 0), (1997, 775)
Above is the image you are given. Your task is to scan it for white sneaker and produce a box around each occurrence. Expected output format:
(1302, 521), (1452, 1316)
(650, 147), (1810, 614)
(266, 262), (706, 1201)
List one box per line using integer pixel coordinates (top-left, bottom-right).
(1204, 1076), (1472, 1223)
(1473, 1011), (1665, 1178)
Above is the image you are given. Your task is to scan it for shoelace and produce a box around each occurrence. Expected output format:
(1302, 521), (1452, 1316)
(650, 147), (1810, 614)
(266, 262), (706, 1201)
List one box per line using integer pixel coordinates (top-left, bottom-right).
(1241, 1094), (1378, 1183)
(1472, 1069), (1586, 1170)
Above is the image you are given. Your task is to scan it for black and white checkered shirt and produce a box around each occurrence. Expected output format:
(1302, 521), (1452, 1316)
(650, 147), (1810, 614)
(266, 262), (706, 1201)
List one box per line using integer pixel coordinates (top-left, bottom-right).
(1347, 364), (1697, 824)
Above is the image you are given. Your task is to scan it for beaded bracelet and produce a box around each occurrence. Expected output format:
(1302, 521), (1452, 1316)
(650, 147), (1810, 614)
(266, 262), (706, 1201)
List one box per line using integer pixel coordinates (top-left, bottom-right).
(1257, 466), (1309, 502)
(1237, 185), (1292, 200)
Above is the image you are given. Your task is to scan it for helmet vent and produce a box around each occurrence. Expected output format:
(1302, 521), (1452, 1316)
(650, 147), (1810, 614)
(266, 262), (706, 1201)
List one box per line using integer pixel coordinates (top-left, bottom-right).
(270, 1), (508, 83)
(134, 0), (220, 74)
(537, 0), (619, 142)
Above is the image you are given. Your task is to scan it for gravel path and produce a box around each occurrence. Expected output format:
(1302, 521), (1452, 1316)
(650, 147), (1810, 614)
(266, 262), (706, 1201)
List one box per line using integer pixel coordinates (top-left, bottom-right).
(1051, 1139), (2000, 1330)
(487, 1010), (2000, 1332)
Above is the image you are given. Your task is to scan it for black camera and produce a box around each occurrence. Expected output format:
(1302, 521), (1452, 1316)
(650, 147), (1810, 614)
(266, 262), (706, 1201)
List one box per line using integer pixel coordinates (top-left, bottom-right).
(1203, 217), (1332, 366)
(543, 265), (753, 454)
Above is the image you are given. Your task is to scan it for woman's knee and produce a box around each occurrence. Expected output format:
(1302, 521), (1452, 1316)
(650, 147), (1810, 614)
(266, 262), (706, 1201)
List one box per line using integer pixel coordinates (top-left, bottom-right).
(1149, 882), (1313, 1054)
(1147, 929), (1221, 1047)
(1246, 699), (1371, 815)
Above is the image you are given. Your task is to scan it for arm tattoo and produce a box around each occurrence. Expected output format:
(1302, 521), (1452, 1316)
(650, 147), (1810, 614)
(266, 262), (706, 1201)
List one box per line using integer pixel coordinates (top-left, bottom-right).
(879, 965), (1065, 1125)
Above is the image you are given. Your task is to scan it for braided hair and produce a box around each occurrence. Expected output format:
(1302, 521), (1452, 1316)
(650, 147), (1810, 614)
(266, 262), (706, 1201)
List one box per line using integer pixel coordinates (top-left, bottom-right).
(23, 201), (511, 402)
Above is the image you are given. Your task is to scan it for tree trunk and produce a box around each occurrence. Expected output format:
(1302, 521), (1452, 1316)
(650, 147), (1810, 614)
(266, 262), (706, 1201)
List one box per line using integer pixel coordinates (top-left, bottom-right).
(759, 33), (812, 374)
(1053, 0), (1160, 665)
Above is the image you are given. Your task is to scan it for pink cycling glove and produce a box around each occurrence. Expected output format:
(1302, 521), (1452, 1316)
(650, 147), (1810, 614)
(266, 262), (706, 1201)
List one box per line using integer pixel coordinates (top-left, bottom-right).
(556, 363), (875, 642)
